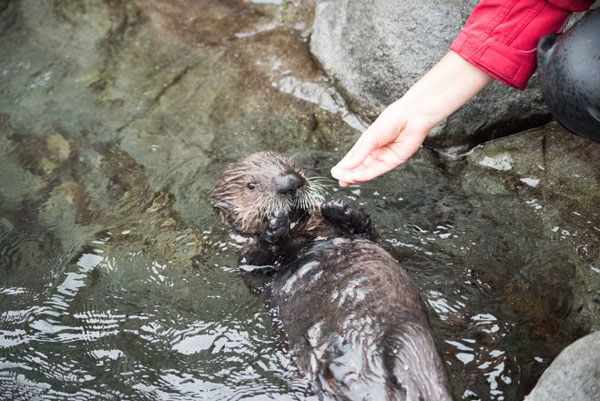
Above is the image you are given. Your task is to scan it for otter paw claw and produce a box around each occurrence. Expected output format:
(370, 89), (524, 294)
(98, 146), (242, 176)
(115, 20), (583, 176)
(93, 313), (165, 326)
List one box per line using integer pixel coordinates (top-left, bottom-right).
(321, 200), (352, 219)
(264, 210), (290, 244)
(321, 200), (370, 235)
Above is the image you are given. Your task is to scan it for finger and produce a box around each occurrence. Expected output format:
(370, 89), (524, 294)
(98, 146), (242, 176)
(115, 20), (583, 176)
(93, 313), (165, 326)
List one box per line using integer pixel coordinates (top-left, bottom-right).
(347, 161), (394, 183)
(360, 153), (382, 169)
(330, 136), (376, 182)
(354, 138), (416, 176)
(331, 165), (353, 182)
(347, 148), (401, 182)
(334, 126), (379, 171)
(335, 110), (407, 171)
(333, 153), (382, 185)
(333, 153), (376, 183)
(341, 151), (388, 175)
(378, 145), (409, 169)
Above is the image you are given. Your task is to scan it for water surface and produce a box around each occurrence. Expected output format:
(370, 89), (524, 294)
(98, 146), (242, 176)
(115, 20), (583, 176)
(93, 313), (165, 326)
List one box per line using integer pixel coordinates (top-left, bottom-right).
(0, 1), (590, 400)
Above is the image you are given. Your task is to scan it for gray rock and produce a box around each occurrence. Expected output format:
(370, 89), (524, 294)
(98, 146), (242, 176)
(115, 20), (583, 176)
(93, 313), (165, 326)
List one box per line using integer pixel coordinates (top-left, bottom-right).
(526, 331), (600, 401)
(310, 0), (551, 149)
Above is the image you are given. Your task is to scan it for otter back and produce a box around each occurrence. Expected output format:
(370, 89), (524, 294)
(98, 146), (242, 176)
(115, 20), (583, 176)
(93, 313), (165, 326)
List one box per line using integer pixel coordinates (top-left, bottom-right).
(271, 238), (452, 401)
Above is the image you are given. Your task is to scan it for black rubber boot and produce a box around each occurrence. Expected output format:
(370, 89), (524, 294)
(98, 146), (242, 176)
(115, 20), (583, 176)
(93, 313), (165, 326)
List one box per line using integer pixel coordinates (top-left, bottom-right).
(537, 7), (600, 142)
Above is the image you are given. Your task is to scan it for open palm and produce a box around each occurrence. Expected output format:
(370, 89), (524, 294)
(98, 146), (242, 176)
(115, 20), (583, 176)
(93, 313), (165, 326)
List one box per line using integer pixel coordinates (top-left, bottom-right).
(330, 52), (494, 187)
(331, 101), (432, 186)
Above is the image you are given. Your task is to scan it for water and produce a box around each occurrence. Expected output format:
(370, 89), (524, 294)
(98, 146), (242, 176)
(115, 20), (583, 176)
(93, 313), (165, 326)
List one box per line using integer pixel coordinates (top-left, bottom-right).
(0, 148), (583, 400)
(0, 1), (593, 400)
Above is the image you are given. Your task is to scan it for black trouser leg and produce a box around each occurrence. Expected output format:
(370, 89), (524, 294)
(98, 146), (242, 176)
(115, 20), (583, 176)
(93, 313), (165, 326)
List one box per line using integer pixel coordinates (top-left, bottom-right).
(537, 7), (600, 142)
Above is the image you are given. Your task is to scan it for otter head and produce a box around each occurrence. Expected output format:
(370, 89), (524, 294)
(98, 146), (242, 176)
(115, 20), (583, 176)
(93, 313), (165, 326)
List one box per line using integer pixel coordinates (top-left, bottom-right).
(212, 152), (325, 236)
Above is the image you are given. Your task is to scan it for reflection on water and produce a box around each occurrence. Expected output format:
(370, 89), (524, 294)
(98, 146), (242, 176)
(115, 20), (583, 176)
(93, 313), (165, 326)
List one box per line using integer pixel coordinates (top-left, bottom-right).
(0, 0), (593, 400)
(0, 221), (316, 400)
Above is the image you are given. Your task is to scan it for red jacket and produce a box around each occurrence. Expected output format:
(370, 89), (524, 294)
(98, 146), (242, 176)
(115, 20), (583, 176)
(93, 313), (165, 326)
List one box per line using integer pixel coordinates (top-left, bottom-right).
(451, 0), (595, 89)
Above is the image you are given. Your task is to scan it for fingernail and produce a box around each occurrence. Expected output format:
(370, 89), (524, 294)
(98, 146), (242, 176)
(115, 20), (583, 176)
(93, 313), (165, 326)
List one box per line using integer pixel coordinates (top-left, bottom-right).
(330, 166), (342, 179)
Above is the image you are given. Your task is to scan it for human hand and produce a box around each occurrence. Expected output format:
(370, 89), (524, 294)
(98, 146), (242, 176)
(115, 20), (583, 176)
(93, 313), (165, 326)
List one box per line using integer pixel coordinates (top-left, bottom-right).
(330, 100), (432, 186)
(330, 51), (494, 187)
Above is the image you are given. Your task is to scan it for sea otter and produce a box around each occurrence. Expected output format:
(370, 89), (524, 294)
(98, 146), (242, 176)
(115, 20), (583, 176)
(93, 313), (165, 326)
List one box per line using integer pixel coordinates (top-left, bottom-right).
(213, 152), (452, 401)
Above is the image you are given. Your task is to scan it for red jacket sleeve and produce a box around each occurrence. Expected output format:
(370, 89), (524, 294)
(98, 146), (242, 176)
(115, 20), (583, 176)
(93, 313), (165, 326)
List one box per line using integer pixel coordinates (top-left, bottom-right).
(450, 0), (595, 90)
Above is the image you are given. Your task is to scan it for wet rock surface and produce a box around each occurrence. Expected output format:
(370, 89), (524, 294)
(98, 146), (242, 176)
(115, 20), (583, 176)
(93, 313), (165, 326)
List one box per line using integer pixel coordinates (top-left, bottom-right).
(310, 0), (552, 149)
(0, 1), (599, 400)
(463, 123), (600, 335)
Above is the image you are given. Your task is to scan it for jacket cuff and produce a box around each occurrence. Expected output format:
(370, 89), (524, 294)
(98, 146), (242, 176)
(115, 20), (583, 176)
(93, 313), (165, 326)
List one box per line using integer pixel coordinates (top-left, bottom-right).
(450, 0), (575, 90)
(451, 32), (536, 90)
(548, 0), (595, 11)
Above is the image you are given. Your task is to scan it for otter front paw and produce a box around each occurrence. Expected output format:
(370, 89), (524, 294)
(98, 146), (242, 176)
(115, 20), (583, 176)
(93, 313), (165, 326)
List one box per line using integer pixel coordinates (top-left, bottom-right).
(321, 200), (372, 236)
(263, 210), (291, 245)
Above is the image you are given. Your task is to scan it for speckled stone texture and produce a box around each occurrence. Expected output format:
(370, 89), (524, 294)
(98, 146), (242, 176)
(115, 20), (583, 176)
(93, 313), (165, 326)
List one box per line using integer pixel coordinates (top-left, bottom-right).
(526, 331), (600, 401)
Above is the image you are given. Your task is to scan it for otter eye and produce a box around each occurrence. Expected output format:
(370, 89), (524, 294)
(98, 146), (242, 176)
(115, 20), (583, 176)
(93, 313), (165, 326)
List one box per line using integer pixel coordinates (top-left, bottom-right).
(247, 182), (256, 190)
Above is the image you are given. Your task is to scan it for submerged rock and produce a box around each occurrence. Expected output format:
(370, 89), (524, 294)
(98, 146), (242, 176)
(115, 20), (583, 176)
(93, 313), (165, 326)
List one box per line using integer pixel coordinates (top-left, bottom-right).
(462, 123), (600, 333)
(0, 0), (361, 229)
(310, 0), (552, 150)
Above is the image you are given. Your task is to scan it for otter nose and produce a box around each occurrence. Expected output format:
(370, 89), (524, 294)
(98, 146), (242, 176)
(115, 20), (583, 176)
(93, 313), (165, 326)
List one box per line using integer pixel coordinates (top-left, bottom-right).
(275, 173), (304, 197)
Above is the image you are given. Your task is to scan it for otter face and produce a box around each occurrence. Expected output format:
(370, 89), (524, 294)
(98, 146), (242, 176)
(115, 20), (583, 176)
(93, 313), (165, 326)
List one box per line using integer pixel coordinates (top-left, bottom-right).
(213, 152), (325, 236)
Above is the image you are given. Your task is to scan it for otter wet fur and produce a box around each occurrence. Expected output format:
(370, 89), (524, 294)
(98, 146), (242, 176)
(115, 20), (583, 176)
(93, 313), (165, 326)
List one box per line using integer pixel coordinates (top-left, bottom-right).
(213, 152), (452, 401)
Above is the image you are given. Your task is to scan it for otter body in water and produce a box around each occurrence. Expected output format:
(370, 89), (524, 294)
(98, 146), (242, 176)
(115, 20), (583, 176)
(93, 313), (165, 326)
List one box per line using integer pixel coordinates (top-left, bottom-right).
(213, 152), (452, 401)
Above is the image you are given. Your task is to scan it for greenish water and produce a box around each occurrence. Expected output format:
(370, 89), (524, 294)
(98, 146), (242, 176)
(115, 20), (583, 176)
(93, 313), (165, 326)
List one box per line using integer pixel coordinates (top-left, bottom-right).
(0, 1), (592, 400)
(0, 147), (583, 400)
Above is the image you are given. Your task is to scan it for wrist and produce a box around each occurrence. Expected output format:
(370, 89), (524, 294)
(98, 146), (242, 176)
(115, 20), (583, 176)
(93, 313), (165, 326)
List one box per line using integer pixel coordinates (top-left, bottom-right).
(398, 51), (494, 129)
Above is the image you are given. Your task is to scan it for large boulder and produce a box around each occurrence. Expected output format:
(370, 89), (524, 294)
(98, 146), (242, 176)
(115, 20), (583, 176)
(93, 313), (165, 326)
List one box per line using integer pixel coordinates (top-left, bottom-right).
(525, 331), (600, 401)
(310, 0), (552, 150)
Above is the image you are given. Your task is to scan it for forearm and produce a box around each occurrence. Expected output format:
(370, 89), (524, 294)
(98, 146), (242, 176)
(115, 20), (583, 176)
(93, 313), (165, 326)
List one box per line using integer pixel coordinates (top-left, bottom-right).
(398, 51), (494, 129)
